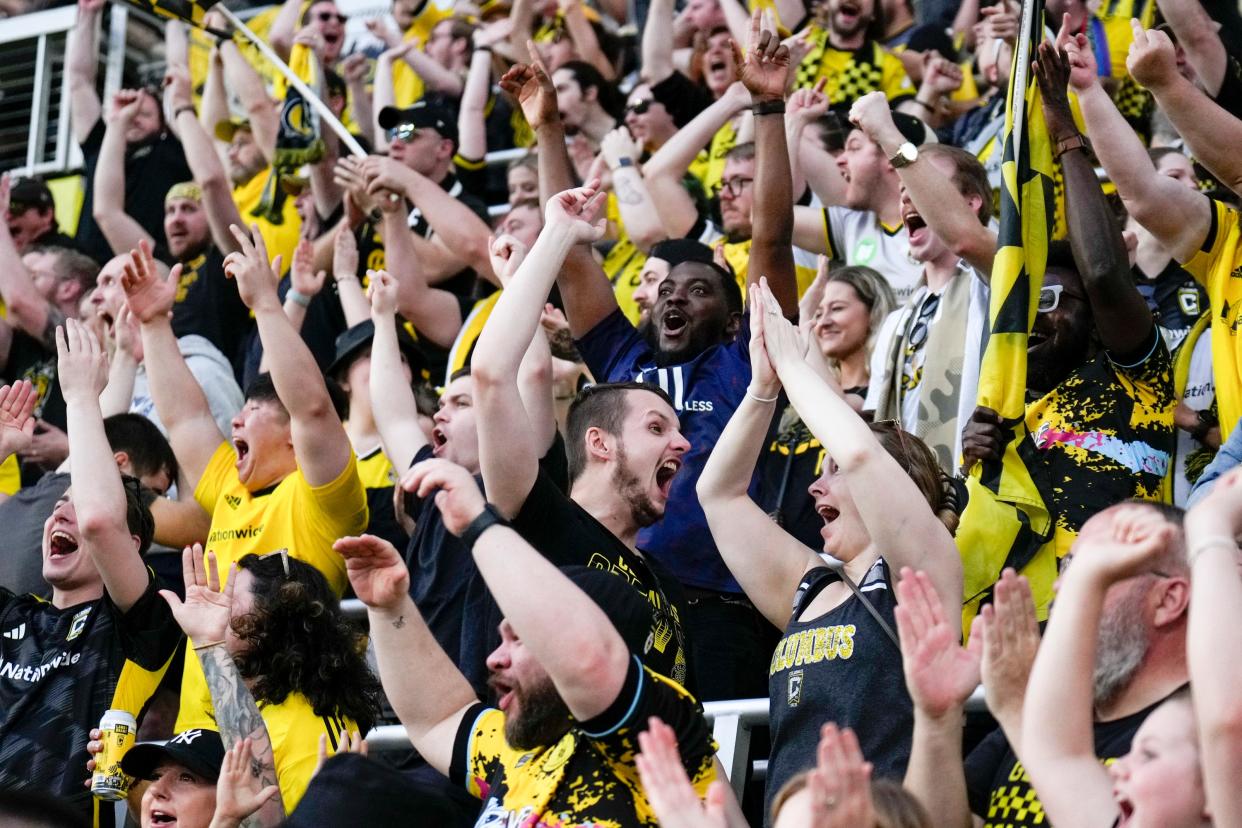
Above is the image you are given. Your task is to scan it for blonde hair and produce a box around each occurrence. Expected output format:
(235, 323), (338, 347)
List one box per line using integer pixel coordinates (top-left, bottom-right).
(768, 773), (934, 828)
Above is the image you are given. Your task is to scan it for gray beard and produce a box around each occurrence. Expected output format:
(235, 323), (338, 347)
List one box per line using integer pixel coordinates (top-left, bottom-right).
(1092, 582), (1152, 710)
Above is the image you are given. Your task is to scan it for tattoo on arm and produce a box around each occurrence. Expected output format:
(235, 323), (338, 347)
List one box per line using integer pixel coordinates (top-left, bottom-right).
(613, 171), (645, 206)
(201, 647), (286, 825)
(393, 615), (406, 629)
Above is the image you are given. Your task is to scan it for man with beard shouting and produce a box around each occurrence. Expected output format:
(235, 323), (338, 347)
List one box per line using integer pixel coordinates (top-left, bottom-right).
(471, 182), (694, 690)
(499, 13), (799, 701)
(335, 458), (717, 828)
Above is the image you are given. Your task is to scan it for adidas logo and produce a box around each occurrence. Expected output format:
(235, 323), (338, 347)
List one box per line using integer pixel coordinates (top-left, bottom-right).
(3, 624), (25, 640)
(224, 495), (242, 509)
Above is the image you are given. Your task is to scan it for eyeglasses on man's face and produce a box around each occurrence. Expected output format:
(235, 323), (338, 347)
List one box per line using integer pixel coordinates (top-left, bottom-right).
(720, 177), (754, 198)
(1038, 283), (1086, 314)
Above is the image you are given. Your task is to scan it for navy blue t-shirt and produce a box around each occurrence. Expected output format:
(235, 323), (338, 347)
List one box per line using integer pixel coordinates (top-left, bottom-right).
(576, 310), (754, 593)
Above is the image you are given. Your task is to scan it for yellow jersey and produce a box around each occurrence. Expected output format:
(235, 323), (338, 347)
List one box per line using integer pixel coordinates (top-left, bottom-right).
(233, 169), (303, 280)
(262, 692), (358, 812)
(793, 36), (914, 106)
(391, 0), (458, 108)
(1181, 199), (1242, 440)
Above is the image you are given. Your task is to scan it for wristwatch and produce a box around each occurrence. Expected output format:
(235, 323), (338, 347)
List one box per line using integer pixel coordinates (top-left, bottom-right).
(1054, 133), (1091, 159)
(889, 142), (918, 168)
(460, 503), (507, 549)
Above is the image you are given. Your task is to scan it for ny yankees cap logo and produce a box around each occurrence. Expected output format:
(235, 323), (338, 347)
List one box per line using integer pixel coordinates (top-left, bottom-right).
(170, 729), (203, 745)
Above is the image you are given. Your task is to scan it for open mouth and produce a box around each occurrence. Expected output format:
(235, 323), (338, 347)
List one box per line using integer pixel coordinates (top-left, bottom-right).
(903, 211), (927, 240)
(488, 675), (515, 711)
(431, 427), (448, 455)
(150, 810), (177, 825)
(49, 530), (79, 558)
(233, 437), (250, 466)
(817, 504), (840, 524)
(1027, 331), (1049, 350)
(837, 1), (861, 20)
(1114, 797), (1134, 826)
(656, 459), (681, 496)
(662, 308), (689, 338)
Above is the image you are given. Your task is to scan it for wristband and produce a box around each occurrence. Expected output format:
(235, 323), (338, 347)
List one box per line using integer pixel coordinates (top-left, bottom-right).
(1188, 536), (1238, 565)
(747, 389), (780, 403)
(461, 503), (507, 549)
(192, 639), (226, 651)
(287, 289), (312, 308)
(752, 99), (786, 116)
(173, 105), (196, 120)
(910, 98), (936, 113)
(1053, 133), (1091, 159)
(613, 157), (635, 169)
(475, 45), (493, 53)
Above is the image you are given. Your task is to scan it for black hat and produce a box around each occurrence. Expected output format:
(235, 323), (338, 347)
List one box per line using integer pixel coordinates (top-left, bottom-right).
(9, 178), (54, 212)
(327, 320), (425, 380)
(905, 24), (958, 62)
(562, 565), (654, 657)
(121, 728), (226, 783)
(648, 239), (715, 269)
(377, 102), (458, 148)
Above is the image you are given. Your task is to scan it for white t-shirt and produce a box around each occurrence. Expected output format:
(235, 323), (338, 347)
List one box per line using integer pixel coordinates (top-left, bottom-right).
(817, 206), (923, 302)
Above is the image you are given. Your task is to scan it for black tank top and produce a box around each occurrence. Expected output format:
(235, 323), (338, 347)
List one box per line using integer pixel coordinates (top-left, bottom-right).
(765, 559), (913, 819)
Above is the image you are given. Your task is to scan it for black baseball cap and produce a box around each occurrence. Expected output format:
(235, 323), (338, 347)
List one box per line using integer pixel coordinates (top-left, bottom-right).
(377, 102), (458, 148)
(285, 753), (471, 826)
(327, 320), (426, 381)
(9, 178), (54, 212)
(890, 111), (938, 147)
(121, 728), (226, 783)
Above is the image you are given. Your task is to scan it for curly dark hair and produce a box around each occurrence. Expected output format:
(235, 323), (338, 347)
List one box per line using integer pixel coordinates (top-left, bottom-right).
(230, 553), (381, 733)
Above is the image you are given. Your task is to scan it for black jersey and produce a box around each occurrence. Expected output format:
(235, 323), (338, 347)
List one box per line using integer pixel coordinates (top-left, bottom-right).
(0, 575), (181, 822)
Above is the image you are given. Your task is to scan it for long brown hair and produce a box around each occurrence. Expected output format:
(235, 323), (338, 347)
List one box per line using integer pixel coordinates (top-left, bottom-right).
(869, 421), (959, 535)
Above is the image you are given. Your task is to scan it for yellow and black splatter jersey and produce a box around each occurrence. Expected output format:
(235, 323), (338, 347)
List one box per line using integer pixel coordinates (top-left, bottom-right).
(1024, 329), (1175, 554)
(451, 657), (716, 827)
(0, 575), (181, 826)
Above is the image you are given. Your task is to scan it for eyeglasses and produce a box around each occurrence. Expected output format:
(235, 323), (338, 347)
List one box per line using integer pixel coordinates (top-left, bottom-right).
(313, 10), (348, 23)
(259, 548), (291, 578)
(1038, 284), (1086, 314)
(719, 177), (754, 198)
(387, 123), (419, 143)
(626, 99), (653, 115)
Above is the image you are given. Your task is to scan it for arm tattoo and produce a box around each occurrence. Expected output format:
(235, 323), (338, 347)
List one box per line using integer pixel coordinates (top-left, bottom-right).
(392, 615), (406, 629)
(613, 171), (645, 206)
(201, 647), (286, 825)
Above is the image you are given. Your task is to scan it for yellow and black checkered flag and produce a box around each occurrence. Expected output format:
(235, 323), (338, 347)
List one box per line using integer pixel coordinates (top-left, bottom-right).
(115, 0), (219, 29)
(956, 0), (1057, 630)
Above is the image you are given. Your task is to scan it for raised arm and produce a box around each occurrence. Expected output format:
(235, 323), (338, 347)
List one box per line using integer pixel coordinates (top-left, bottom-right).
(645, 82), (752, 239)
(0, 382), (37, 467)
(457, 33), (496, 163)
(735, 12), (798, 315)
(0, 175), (66, 345)
(697, 300), (822, 629)
(473, 185), (603, 518)
(1066, 29), (1211, 263)
(410, 460), (632, 722)
(1183, 468), (1242, 828)
(1153, 0), (1228, 96)
(68, 0), (105, 145)
(1127, 22), (1242, 198)
(61, 319), (149, 612)
(398, 46), (468, 97)
(362, 156), (493, 279)
(266, 0), (303, 63)
(850, 92), (998, 277)
(224, 225), (353, 487)
(560, 0), (614, 80)
(599, 129), (667, 252)
(331, 229), (369, 327)
(165, 68), (245, 256)
(91, 93), (158, 262)
(371, 45), (406, 155)
(124, 242), (226, 487)
(219, 40), (280, 165)
(1019, 508), (1176, 828)
(161, 548), (284, 826)
(499, 51), (619, 338)
(335, 533), (476, 776)
(757, 280), (963, 618)
(640, 0), (677, 84)
(378, 207), (464, 349)
(1037, 41), (1153, 357)
(367, 268), (429, 473)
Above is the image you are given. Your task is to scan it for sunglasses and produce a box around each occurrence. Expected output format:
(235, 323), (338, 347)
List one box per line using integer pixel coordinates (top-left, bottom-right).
(626, 99), (653, 115)
(313, 10), (348, 23)
(1037, 284), (1086, 314)
(387, 123), (420, 143)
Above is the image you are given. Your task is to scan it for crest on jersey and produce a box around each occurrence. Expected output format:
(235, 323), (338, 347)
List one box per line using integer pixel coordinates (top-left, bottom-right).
(67, 607), (91, 641)
(787, 669), (803, 707)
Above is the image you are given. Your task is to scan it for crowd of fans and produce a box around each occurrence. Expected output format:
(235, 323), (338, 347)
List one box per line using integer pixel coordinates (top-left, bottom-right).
(1, 0), (1241, 823)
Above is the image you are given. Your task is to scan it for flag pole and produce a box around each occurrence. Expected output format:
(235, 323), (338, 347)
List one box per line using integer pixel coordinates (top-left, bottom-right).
(214, 5), (367, 158)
